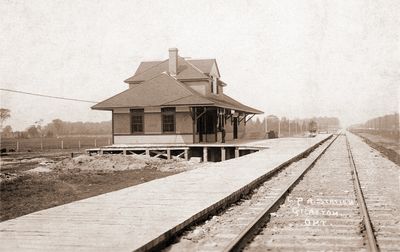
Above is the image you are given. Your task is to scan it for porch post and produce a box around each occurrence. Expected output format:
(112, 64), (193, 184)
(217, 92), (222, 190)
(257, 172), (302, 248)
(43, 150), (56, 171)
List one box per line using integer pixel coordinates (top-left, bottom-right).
(235, 147), (240, 158)
(192, 107), (196, 143)
(204, 109), (207, 142)
(167, 149), (171, 160)
(203, 147), (208, 162)
(215, 108), (218, 142)
(111, 111), (114, 144)
(184, 149), (189, 161)
(221, 147), (226, 161)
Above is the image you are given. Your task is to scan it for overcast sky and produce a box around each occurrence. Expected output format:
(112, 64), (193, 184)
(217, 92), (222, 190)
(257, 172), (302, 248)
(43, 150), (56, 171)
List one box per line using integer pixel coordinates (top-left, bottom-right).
(1, 0), (399, 130)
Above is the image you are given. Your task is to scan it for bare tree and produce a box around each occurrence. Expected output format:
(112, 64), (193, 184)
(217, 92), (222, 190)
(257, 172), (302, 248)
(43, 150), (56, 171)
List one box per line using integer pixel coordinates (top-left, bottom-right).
(27, 125), (40, 137)
(35, 119), (44, 150)
(1, 125), (13, 138)
(52, 119), (63, 137)
(308, 120), (318, 133)
(0, 108), (11, 130)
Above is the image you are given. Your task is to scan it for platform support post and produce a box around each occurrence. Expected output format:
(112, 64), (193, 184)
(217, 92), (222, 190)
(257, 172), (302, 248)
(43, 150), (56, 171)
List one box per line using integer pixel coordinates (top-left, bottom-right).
(184, 149), (189, 161)
(221, 147), (226, 161)
(145, 149), (150, 157)
(123, 149), (127, 155)
(235, 148), (240, 158)
(203, 147), (208, 162)
(167, 149), (171, 160)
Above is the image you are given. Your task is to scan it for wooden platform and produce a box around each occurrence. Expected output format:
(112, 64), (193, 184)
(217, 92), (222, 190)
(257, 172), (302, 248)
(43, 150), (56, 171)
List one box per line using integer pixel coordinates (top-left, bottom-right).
(86, 139), (274, 162)
(0, 135), (332, 251)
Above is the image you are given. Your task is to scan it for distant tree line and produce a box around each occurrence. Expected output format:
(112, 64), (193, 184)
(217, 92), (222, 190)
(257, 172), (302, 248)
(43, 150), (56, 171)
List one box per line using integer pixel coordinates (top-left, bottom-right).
(363, 113), (399, 131)
(349, 113), (399, 135)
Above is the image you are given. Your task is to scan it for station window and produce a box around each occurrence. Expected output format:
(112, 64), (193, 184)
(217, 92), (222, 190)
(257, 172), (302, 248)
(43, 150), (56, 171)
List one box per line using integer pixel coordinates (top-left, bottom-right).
(131, 109), (144, 133)
(162, 107), (176, 133)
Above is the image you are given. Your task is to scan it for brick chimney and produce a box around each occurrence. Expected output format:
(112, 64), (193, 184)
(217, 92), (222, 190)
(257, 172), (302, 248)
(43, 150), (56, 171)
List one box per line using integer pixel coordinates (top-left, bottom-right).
(168, 48), (178, 76)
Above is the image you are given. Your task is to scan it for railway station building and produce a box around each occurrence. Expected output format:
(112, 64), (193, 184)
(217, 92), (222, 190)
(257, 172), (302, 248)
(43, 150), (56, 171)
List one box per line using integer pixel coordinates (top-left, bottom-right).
(92, 48), (262, 144)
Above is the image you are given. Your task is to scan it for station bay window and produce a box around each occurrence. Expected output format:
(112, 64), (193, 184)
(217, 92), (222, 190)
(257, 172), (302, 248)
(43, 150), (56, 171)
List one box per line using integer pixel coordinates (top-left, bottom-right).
(162, 107), (176, 133)
(130, 109), (144, 133)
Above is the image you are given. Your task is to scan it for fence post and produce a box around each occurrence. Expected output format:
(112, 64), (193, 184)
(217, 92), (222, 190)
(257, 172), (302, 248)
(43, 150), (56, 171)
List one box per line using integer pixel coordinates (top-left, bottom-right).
(78, 140), (81, 150)
(40, 138), (43, 151)
(94, 138), (97, 147)
(108, 138), (110, 145)
(16, 141), (19, 152)
(61, 140), (64, 149)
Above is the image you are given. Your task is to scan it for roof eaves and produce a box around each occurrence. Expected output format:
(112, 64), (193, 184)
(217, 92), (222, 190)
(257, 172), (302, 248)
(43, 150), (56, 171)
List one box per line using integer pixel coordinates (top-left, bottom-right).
(91, 107), (115, 111)
(208, 95), (263, 114)
(91, 84), (142, 110)
(162, 94), (214, 106)
(177, 77), (210, 82)
(219, 79), (228, 87)
(94, 72), (177, 110)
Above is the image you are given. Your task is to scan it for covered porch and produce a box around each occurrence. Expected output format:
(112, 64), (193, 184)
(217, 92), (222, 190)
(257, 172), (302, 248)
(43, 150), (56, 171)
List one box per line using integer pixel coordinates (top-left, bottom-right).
(190, 106), (257, 143)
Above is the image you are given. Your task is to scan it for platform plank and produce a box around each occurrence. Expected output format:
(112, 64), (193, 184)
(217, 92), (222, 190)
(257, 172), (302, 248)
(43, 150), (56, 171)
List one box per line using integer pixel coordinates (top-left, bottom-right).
(0, 135), (331, 251)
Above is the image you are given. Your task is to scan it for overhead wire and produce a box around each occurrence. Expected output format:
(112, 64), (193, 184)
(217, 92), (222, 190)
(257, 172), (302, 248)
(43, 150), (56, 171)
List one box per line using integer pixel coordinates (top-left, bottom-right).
(0, 88), (98, 103)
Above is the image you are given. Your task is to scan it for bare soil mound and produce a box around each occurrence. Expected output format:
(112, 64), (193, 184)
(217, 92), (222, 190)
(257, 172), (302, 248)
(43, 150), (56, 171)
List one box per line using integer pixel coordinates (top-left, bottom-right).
(25, 154), (202, 174)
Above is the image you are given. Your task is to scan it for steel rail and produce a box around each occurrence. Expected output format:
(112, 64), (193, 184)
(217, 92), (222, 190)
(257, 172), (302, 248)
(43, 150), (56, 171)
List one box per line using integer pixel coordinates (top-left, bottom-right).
(346, 135), (379, 252)
(222, 133), (341, 252)
(140, 135), (334, 252)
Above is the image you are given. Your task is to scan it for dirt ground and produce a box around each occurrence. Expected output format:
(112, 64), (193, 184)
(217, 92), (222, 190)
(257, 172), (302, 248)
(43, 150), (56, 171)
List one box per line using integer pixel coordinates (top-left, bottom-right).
(1, 152), (199, 221)
(354, 132), (400, 165)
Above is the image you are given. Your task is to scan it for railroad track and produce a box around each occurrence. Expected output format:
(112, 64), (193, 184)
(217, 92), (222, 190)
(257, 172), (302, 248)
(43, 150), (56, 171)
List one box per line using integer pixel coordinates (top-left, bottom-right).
(165, 133), (397, 252)
(346, 133), (400, 251)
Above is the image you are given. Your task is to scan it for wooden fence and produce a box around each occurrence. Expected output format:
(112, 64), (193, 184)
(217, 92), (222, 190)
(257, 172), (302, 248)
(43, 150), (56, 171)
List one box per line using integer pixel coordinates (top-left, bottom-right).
(0, 136), (112, 152)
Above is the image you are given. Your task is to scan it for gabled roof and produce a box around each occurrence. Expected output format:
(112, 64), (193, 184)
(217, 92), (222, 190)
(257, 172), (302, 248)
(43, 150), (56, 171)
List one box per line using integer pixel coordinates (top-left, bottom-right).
(134, 61), (163, 75)
(93, 73), (199, 109)
(95, 50), (262, 114)
(124, 57), (209, 83)
(93, 73), (262, 114)
(93, 73), (220, 109)
(187, 59), (220, 76)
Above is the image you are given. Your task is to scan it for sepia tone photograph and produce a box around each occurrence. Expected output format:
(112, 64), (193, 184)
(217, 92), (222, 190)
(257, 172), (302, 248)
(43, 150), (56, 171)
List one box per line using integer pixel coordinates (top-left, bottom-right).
(0, 0), (399, 251)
